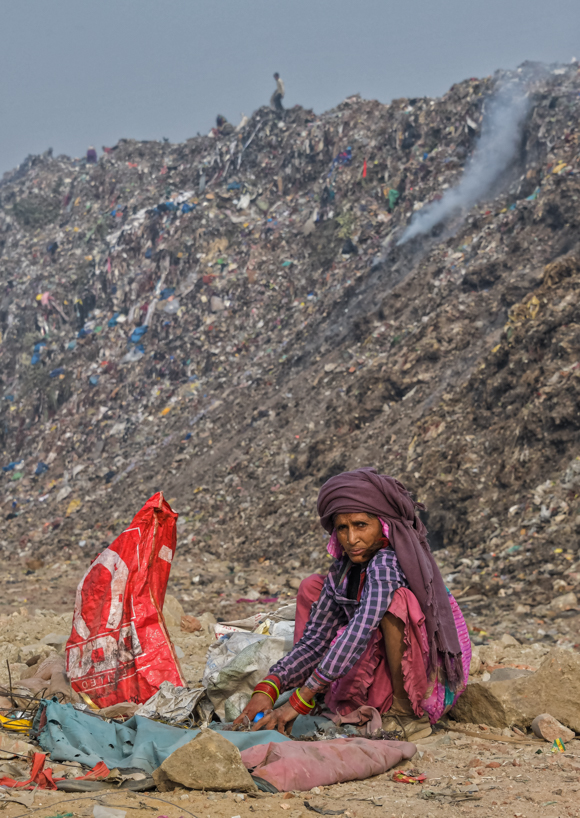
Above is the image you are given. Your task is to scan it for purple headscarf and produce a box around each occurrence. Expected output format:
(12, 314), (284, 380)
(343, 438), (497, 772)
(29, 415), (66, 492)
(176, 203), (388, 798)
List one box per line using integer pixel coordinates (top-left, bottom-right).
(317, 467), (464, 690)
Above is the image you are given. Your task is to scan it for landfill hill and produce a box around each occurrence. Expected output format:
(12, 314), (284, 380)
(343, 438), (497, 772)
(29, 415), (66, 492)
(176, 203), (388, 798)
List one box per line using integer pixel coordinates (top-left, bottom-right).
(1, 62), (580, 646)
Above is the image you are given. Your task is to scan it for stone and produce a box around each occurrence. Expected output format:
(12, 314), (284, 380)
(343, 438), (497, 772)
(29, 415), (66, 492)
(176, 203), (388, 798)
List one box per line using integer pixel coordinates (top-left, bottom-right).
(8, 663), (27, 680)
(40, 633), (68, 648)
(163, 594), (185, 628)
(180, 615), (201, 633)
(450, 648), (580, 732)
(531, 713), (575, 743)
(198, 611), (217, 635)
(550, 592), (578, 611)
(158, 729), (257, 792)
(477, 642), (503, 666)
(469, 645), (482, 675)
(489, 668), (534, 682)
(500, 634), (520, 647)
(18, 643), (54, 663)
(152, 767), (177, 792)
(210, 296), (225, 312)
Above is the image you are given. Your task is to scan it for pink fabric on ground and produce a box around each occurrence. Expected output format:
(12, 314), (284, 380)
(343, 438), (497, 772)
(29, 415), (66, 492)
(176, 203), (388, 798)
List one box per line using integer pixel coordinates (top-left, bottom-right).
(242, 736), (417, 792)
(294, 575), (470, 724)
(294, 573), (326, 645)
(323, 704), (382, 736)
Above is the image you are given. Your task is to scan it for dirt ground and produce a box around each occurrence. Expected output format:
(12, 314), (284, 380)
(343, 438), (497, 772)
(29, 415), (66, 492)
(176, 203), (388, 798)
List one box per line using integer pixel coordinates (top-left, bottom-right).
(2, 729), (580, 818)
(2, 586), (580, 818)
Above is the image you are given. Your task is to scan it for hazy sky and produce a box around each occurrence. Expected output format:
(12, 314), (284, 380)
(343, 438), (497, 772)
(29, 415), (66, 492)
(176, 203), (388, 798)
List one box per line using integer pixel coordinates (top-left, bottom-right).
(1, 0), (579, 175)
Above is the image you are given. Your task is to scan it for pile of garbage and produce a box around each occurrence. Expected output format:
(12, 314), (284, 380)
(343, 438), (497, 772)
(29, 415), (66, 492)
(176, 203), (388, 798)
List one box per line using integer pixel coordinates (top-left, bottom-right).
(0, 60), (579, 644)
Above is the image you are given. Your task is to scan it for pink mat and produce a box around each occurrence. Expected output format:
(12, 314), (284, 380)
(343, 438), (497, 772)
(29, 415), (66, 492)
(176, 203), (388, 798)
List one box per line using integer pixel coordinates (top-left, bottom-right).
(241, 736), (417, 792)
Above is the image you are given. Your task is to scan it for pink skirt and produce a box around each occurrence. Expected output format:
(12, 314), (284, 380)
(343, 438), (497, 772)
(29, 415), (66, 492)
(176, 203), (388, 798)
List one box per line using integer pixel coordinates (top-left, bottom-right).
(295, 574), (471, 724)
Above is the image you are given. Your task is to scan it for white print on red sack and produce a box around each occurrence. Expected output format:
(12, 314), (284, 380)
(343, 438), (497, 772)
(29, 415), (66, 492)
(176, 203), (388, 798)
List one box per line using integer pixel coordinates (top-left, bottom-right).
(67, 548), (142, 681)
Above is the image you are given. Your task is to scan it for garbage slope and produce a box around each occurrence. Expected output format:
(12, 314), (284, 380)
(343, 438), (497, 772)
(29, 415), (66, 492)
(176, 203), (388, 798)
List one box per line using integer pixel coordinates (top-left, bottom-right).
(1, 64), (580, 632)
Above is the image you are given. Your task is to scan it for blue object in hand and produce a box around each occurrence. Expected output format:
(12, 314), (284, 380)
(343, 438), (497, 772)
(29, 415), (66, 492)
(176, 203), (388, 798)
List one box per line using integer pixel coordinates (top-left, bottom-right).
(253, 712), (265, 722)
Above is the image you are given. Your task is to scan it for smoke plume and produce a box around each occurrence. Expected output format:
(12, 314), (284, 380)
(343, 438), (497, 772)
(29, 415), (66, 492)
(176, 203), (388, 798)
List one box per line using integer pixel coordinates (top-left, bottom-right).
(398, 81), (531, 244)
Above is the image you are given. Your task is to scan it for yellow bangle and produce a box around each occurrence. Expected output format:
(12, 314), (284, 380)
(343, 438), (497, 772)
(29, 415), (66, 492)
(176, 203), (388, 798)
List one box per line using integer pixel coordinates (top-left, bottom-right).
(296, 689), (315, 709)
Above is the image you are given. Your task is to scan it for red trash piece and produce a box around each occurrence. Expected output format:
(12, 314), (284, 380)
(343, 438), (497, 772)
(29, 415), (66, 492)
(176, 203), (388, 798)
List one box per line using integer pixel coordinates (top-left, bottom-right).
(66, 492), (184, 707)
(75, 761), (111, 780)
(0, 755), (113, 791)
(0, 752), (62, 790)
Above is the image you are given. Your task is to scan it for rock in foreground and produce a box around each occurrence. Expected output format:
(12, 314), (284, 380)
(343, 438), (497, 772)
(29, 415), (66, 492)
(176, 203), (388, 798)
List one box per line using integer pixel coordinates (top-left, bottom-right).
(450, 648), (580, 732)
(155, 729), (257, 792)
(531, 713), (575, 743)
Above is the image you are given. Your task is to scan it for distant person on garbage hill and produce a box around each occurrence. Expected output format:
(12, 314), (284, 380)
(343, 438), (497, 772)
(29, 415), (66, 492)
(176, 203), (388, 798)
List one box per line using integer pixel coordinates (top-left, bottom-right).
(86, 146), (97, 164)
(215, 115), (235, 136)
(270, 72), (285, 113)
(235, 468), (471, 742)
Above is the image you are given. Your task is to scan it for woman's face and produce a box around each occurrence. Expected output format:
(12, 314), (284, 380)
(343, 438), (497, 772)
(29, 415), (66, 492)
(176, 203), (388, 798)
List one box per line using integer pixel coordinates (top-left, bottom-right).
(335, 512), (383, 564)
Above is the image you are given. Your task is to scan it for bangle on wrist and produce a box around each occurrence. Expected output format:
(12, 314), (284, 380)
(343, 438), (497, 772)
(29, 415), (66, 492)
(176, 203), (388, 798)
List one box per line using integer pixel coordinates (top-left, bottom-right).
(295, 689), (315, 709)
(289, 689), (316, 716)
(253, 688), (275, 706)
(253, 675), (281, 705)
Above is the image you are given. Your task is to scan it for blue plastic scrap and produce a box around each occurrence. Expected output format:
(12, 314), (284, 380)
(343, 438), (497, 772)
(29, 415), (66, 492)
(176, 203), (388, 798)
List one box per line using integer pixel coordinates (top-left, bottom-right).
(31, 341), (47, 364)
(49, 367), (65, 378)
(37, 700), (289, 773)
(328, 146), (352, 176)
(129, 325), (148, 345)
(35, 462), (49, 476)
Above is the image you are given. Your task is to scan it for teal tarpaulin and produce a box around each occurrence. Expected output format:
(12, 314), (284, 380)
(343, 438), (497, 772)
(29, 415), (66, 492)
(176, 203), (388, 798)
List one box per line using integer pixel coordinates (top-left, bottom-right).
(38, 701), (290, 774)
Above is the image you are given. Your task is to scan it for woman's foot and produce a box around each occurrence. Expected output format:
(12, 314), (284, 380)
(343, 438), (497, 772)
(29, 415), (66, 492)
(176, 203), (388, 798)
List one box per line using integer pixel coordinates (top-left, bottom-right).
(381, 711), (432, 741)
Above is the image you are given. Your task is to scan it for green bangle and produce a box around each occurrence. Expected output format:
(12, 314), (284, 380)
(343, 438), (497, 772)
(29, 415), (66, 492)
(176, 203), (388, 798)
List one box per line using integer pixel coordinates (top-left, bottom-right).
(296, 689), (315, 709)
(261, 679), (281, 698)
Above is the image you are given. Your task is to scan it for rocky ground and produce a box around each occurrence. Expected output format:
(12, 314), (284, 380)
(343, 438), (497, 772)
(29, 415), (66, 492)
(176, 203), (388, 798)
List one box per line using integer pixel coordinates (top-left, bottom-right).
(2, 724), (580, 818)
(2, 606), (580, 817)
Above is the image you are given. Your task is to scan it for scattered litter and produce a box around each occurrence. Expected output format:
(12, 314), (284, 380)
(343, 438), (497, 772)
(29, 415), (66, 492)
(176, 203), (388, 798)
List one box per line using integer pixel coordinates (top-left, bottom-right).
(392, 769), (427, 784)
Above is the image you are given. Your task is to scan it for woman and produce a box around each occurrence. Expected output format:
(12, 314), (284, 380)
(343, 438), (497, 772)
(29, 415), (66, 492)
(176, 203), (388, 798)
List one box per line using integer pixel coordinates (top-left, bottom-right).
(236, 468), (471, 740)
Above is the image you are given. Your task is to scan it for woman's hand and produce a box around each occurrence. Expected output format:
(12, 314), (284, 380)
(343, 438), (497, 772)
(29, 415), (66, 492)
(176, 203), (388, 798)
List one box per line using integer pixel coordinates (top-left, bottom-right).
(233, 692), (273, 726)
(251, 701), (299, 735)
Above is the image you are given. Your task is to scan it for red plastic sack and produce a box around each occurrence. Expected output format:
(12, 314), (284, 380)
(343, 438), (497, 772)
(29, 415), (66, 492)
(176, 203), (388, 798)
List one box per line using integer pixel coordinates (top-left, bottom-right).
(66, 492), (184, 707)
